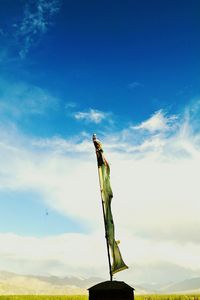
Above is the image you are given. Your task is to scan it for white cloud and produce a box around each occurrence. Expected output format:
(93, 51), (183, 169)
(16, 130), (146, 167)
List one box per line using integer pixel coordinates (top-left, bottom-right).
(74, 108), (110, 124)
(133, 110), (178, 133)
(0, 232), (107, 277)
(14, 0), (61, 59)
(1, 107), (200, 282)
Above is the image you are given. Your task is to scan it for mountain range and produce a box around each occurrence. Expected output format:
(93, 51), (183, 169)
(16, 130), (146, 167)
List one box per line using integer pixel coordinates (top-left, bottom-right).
(1, 271), (200, 295)
(0, 271), (100, 295)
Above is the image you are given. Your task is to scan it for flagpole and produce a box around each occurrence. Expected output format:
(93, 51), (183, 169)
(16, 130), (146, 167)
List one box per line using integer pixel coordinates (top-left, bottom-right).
(93, 134), (113, 282)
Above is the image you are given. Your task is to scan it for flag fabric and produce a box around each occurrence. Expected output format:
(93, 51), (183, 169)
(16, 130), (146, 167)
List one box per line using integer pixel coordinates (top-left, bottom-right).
(93, 135), (128, 275)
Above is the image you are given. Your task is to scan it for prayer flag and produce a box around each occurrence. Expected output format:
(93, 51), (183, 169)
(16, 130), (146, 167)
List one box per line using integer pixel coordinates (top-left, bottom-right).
(93, 135), (128, 275)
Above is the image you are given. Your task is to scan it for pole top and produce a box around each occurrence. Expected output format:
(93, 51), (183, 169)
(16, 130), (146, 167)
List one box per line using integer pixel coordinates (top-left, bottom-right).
(92, 134), (103, 154)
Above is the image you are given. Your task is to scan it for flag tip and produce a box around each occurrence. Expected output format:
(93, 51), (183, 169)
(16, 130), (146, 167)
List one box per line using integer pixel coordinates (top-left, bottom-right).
(92, 133), (97, 141)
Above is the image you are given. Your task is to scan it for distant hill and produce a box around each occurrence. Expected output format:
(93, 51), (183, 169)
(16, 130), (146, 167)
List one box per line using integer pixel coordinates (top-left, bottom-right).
(1, 271), (200, 295)
(0, 270), (149, 295)
(0, 271), (102, 295)
(159, 277), (200, 294)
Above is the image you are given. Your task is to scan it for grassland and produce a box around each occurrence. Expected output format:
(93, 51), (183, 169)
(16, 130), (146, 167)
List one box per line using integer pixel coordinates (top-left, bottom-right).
(0, 296), (87, 300)
(0, 295), (200, 300)
(136, 296), (200, 300)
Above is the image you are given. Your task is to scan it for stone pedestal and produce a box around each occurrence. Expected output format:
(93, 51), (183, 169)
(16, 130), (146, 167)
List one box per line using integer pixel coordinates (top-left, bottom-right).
(88, 280), (134, 300)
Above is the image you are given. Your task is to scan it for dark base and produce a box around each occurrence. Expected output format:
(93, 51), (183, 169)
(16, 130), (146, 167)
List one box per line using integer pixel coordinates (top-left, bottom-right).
(88, 280), (134, 300)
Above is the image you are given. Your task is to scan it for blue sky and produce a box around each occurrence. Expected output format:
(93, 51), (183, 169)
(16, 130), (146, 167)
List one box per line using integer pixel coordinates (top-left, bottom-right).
(1, 0), (200, 284)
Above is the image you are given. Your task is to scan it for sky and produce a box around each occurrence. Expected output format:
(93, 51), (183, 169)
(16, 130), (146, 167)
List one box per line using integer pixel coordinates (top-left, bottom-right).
(0, 0), (200, 286)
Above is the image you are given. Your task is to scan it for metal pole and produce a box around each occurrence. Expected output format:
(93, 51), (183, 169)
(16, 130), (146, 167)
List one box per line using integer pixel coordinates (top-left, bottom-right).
(93, 135), (113, 281)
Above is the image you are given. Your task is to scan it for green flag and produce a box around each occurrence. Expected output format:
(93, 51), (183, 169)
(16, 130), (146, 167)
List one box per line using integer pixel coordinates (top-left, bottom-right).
(93, 135), (128, 275)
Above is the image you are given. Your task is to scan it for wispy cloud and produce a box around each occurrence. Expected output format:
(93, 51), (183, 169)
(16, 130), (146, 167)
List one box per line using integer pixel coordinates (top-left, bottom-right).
(74, 108), (110, 124)
(65, 102), (77, 109)
(13, 0), (61, 59)
(0, 80), (58, 118)
(133, 110), (178, 133)
(128, 81), (143, 89)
